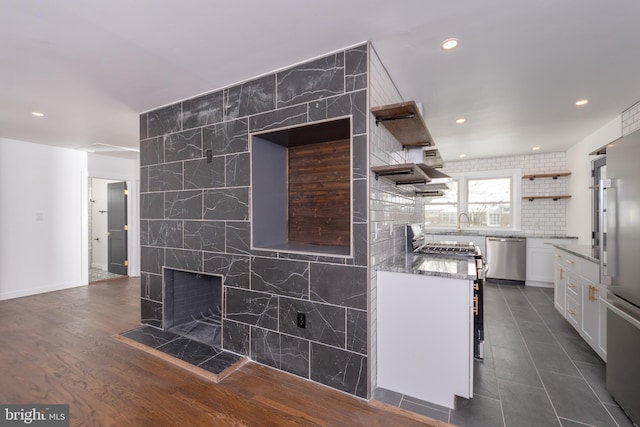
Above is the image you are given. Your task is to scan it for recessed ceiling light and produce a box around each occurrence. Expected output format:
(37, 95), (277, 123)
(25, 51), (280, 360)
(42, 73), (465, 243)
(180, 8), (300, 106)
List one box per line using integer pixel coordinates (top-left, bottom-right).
(456, 118), (466, 124)
(441, 38), (459, 51)
(532, 146), (541, 151)
(459, 154), (467, 158)
(31, 111), (44, 117)
(575, 99), (589, 106)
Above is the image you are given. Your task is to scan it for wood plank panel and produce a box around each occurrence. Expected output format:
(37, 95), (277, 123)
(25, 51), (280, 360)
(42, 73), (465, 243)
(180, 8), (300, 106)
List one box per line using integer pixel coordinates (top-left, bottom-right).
(288, 139), (351, 247)
(0, 278), (450, 427)
(370, 101), (433, 147)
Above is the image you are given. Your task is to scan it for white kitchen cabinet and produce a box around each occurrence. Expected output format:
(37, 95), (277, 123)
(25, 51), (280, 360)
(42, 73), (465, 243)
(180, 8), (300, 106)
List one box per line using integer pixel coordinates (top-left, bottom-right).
(581, 278), (598, 344)
(377, 270), (473, 409)
(526, 238), (571, 287)
(580, 279), (607, 361)
(565, 272), (581, 328)
(596, 282), (607, 359)
(553, 246), (606, 361)
(553, 252), (566, 315)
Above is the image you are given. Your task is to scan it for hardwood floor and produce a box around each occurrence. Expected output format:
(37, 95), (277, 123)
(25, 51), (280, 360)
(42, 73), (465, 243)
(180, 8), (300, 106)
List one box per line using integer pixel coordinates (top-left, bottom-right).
(0, 278), (448, 426)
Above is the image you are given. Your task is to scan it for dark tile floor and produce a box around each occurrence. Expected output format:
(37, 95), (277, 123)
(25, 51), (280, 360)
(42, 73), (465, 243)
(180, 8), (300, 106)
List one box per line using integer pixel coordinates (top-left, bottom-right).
(121, 325), (243, 375)
(374, 281), (635, 427)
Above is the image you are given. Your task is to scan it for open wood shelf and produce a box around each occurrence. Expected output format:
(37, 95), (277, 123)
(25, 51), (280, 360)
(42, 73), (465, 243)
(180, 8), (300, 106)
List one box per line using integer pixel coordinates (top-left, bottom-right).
(522, 172), (571, 180)
(371, 101), (433, 147)
(523, 195), (572, 201)
(371, 163), (431, 185)
(415, 190), (445, 197)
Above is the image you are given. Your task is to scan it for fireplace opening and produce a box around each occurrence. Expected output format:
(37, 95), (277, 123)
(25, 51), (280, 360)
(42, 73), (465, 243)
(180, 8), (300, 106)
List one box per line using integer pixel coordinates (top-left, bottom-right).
(163, 268), (222, 347)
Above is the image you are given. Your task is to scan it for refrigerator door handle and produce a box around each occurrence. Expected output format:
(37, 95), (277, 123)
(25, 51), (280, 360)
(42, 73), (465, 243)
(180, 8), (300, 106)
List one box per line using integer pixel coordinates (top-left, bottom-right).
(599, 179), (612, 285)
(603, 293), (640, 331)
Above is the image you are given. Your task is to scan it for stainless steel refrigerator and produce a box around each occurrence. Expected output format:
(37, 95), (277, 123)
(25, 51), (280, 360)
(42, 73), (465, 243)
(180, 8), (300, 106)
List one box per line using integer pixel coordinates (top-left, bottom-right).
(600, 129), (640, 425)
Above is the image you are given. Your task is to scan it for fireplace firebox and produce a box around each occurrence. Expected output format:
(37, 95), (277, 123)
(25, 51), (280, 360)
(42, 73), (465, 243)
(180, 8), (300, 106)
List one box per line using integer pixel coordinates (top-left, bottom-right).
(163, 268), (222, 347)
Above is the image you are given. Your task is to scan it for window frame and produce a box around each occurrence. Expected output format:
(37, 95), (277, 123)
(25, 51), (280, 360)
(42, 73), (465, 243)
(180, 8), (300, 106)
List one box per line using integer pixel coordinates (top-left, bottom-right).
(424, 169), (522, 231)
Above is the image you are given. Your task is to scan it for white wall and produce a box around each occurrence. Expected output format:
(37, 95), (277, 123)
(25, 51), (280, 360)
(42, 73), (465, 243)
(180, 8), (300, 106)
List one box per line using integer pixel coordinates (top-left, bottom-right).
(0, 138), (88, 300)
(566, 116), (621, 244)
(88, 153), (140, 277)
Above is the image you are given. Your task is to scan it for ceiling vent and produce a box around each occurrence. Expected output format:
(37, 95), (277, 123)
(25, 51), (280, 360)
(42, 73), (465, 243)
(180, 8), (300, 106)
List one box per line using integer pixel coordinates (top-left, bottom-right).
(421, 147), (444, 168)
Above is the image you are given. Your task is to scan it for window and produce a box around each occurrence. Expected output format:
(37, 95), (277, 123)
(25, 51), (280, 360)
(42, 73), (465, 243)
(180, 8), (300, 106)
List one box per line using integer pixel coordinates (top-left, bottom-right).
(424, 180), (459, 227)
(468, 177), (512, 228)
(424, 170), (521, 230)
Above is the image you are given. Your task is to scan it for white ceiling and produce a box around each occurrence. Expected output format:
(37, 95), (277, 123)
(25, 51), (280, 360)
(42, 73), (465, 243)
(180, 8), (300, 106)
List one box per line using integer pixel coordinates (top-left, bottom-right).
(2, 0), (639, 161)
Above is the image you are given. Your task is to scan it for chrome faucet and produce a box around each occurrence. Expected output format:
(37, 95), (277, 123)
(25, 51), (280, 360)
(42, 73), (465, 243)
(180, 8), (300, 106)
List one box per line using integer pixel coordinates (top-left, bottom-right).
(457, 212), (470, 232)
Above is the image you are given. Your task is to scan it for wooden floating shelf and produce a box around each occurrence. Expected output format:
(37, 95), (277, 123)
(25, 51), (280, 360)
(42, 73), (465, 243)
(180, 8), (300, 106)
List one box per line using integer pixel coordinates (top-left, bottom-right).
(415, 190), (445, 197)
(371, 101), (433, 147)
(523, 195), (572, 201)
(371, 163), (431, 185)
(522, 172), (571, 180)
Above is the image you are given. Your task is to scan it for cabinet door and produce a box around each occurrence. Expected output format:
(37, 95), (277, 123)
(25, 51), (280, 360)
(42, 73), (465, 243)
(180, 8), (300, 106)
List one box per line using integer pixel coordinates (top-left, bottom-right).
(527, 238), (571, 284)
(554, 260), (566, 315)
(595, 283), (607, 361)
(580, 280), (598, 348)
(527, 247), (555, 282)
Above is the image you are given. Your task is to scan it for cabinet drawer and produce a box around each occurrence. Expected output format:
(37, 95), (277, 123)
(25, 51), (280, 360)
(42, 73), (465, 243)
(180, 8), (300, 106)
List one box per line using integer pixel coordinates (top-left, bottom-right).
(580, 258), (599, 283)
(553, 250), (579, 272)
(562, 253), (580, 273)
(566, 296), (581, 327)
(566, 273), (580, 299)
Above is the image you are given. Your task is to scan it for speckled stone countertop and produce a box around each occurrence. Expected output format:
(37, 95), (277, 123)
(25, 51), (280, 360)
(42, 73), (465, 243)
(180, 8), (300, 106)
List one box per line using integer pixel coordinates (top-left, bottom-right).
(375, 253), (477, 280)
(552, 244), (598, 263)
(426, 231), (579, 239)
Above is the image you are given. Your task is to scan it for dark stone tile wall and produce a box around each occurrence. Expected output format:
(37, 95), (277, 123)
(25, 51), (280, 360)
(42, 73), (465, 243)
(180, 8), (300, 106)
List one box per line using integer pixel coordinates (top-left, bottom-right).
(139, 44), (369, 398)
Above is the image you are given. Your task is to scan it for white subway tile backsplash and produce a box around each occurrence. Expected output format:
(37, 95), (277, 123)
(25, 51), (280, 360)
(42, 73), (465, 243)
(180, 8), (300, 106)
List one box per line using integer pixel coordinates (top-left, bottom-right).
(444, 152), (568, 235)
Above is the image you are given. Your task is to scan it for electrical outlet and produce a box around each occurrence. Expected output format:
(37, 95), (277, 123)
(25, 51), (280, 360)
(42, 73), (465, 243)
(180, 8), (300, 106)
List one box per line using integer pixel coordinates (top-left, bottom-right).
(297, 312), (306, 328)
(206, 149), (213, 163)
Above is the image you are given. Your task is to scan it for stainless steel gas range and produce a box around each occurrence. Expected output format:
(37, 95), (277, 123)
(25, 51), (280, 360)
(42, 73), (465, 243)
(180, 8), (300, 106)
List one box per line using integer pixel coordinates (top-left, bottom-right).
(407, 225), (486, 359)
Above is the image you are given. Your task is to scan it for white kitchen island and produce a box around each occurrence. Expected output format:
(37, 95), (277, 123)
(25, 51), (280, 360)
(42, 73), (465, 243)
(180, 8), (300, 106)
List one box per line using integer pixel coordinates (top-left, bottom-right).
(376, 254), (476, 409)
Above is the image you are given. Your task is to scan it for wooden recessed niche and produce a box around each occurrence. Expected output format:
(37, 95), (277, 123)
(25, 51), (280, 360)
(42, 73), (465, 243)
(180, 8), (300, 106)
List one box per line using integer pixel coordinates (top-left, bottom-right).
(251, 118), (351, 256)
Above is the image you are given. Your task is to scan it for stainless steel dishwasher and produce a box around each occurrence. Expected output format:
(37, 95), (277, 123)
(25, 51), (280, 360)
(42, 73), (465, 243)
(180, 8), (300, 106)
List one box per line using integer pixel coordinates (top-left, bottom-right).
(485, 237), (526, 282)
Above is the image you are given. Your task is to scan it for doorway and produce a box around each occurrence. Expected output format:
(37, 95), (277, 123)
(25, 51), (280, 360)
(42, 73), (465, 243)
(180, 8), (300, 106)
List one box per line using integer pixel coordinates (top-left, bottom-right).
(89, 178), (128, 283)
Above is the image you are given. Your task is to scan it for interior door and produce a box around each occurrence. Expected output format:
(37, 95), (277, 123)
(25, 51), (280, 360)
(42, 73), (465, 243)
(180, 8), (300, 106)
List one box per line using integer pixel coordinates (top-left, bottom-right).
(108, 182), (128, 275)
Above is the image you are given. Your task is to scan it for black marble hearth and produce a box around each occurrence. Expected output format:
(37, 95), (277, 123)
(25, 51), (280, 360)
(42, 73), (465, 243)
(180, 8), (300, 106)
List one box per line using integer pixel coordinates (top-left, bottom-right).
(121, 326), (243, 375)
